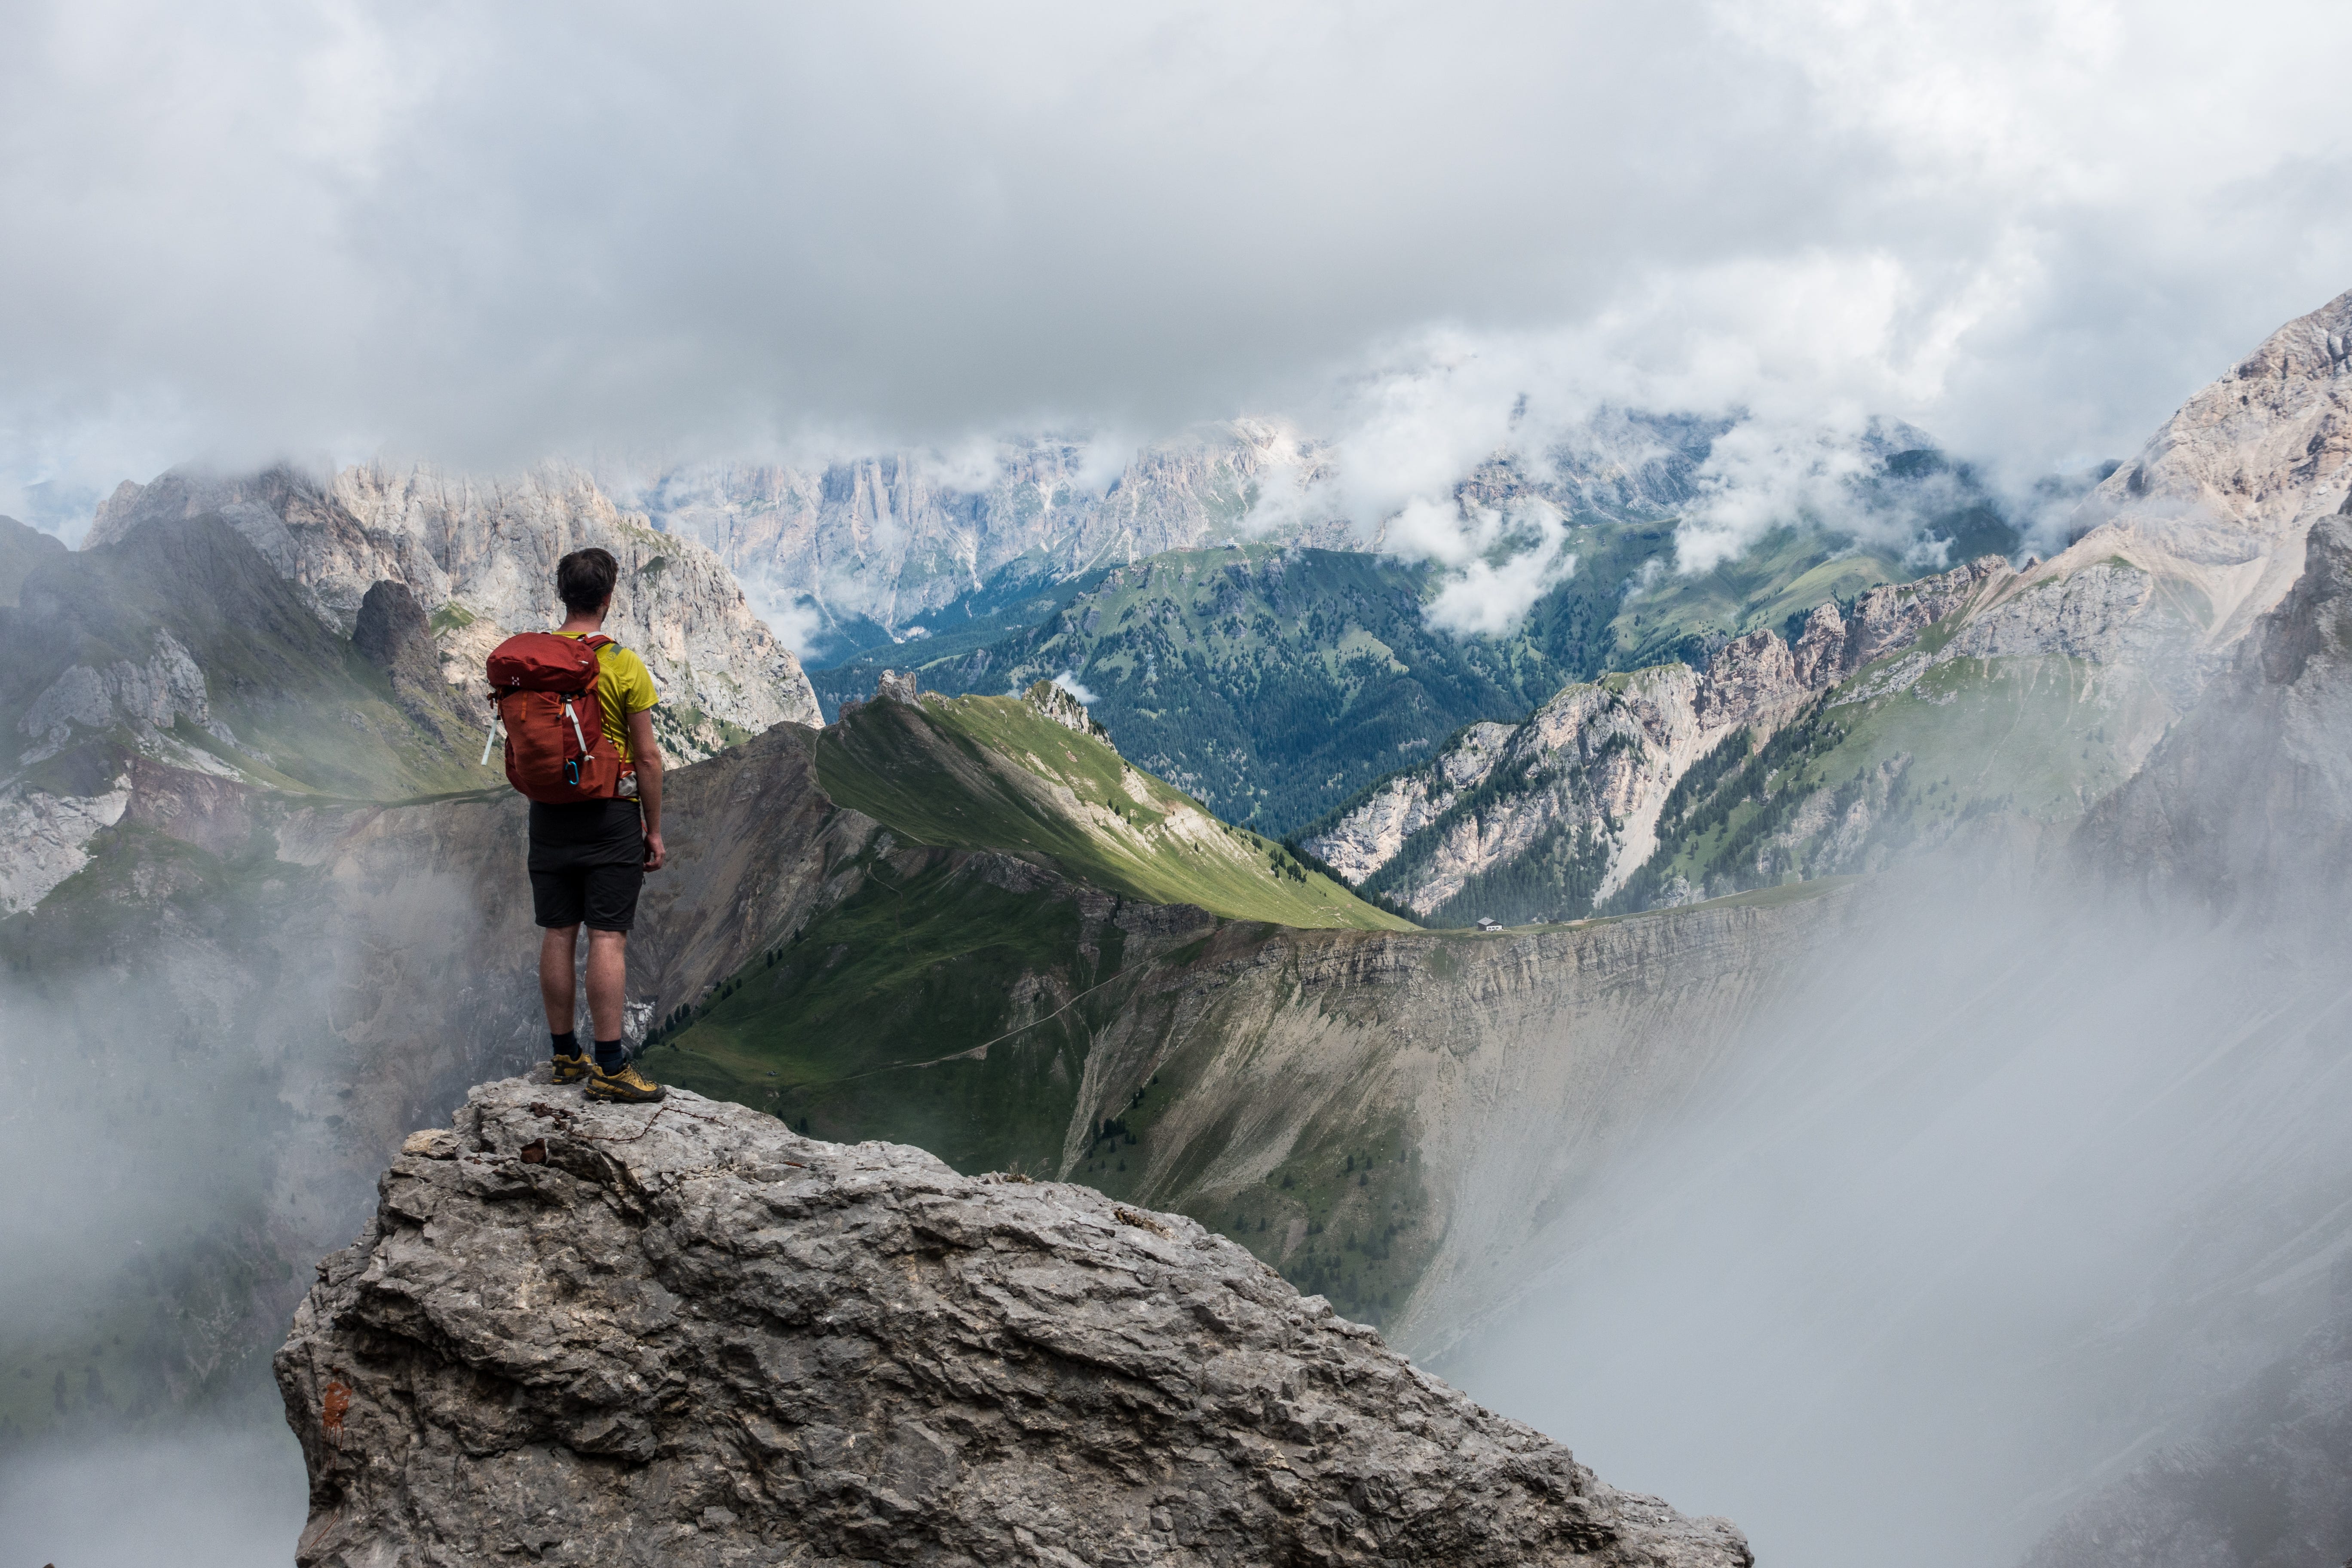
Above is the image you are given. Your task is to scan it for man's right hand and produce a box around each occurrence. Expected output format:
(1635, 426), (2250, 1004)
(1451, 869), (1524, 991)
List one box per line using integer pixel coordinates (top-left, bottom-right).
(643, 830), (666, 872)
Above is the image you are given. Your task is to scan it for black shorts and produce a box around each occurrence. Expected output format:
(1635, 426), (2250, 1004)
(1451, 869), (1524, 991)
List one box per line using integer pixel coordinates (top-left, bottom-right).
(528, 799), (646, 933)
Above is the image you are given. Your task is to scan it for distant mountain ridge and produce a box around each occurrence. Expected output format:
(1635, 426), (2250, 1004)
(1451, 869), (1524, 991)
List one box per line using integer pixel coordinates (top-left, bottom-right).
(1298, 554), (2014, 923)
(637, 408), (2014, 661)
(88, 461), (822, 761)
(1298, 288), (2352, 925)
(637, 422), (1359, 653)
(801, 437), (2023, 835)
(0, 462), (824, 917)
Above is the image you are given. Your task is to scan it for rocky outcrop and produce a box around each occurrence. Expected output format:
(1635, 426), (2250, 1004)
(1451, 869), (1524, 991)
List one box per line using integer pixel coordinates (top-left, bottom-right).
(1301, 723), (1517, 886)
(351, 579), (439, 693)
(90, 462), (821, 761)
(278, 1078), (1751, 1568)
(2059, 287), (2352, 649)
(0, 772), (130, 913)
(1024, 675), (1111, 741)
(1303, 555), (2012, 918)
(352, 579), (477, 740)
(15, 626), (221, 756)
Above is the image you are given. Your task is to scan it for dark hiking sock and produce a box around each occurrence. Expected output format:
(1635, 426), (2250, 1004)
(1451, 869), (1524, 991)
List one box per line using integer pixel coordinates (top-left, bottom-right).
(594, 1037), (627, 1072)
(551, 1029), (579, 1058)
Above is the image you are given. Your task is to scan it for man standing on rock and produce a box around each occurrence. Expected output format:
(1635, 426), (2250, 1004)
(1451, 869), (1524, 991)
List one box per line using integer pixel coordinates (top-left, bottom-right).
(525, 547), (669, 1103)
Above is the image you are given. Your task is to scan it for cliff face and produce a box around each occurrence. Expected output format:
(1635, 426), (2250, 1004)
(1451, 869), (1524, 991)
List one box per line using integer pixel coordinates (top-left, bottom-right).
(88, 462), (821, 760)
(0, 513), (496, 914)
(2063, 286), (2352, 650)
(2077, 510), (2352, 917)
(1060, 886), (1857, 1350)
(643, 424), (1361, 635)
(1301, 556), (2012, 920)
(276, 1078), (1751, 1568)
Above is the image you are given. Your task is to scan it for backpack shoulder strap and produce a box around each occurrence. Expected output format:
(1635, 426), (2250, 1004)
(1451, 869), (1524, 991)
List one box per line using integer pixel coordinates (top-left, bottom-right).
(580, 634), (619, 653)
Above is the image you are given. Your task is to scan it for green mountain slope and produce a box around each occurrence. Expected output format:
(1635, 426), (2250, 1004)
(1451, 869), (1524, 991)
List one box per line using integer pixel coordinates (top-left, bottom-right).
(812, 545), (1565, 833)
(808, 466), (2021, 835)
(813, 682), (1410, 930)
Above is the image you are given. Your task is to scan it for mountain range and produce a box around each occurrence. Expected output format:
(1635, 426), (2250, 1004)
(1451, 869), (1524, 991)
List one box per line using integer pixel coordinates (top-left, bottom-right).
(7, 289), (2352, 1565)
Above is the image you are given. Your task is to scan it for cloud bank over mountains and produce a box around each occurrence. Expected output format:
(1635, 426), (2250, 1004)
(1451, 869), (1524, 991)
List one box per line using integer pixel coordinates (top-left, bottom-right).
(6, 1), (2350, 580)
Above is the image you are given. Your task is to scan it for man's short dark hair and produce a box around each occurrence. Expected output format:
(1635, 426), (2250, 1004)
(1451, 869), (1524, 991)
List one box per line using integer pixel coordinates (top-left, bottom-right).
(557, 548), (619, 615)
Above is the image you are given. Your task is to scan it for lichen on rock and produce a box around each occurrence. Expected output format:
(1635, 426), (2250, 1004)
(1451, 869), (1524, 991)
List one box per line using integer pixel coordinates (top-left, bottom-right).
(277, 1076), (1750, 1567)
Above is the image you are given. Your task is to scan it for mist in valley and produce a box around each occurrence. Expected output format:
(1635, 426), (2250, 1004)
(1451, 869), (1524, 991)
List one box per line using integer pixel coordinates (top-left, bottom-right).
(1439, 859), (2352, 1565)
(0, 840), (546, 1561)
(0, 1424), (306, 1566)
(0, 971), (311, 1559)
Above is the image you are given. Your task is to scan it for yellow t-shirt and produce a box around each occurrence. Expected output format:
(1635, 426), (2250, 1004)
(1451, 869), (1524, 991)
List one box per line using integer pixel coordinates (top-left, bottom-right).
(559, 634), (659, 762)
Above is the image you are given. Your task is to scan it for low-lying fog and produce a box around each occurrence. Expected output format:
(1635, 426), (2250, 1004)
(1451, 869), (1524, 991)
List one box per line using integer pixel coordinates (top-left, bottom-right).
(1439, 864), (2352, 1566)
(0, 1424), (306, 1565)
(10, 860), (2345, 1565)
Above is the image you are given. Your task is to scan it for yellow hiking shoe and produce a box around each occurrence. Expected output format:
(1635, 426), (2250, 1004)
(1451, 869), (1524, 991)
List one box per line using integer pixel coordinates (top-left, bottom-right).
(551, 1051), (591, 1085)
(586, 1060), (668, 1103)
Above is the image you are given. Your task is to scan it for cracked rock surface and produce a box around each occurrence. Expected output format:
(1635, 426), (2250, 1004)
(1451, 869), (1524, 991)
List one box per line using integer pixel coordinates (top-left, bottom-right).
(277, 1076), (1750, 1567)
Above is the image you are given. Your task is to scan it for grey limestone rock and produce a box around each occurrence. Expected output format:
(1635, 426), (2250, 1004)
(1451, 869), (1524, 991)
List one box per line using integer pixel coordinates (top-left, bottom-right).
(276, 1077), (1751, 1568)
(90, 461), (823, 759)
(1024, 676), (1112, 743)
(1298, 552), (2010, 915)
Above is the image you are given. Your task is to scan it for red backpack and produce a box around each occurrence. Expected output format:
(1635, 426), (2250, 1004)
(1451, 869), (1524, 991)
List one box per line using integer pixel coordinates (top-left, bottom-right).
(482, 632), (631, 802)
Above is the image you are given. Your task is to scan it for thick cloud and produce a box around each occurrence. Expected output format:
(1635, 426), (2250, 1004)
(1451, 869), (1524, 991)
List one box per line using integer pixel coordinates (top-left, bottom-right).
(4, 0), (2350, 540)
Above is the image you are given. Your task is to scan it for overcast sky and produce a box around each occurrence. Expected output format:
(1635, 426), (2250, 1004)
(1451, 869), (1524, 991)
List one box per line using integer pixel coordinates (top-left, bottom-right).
(4, 0), (2349, 537)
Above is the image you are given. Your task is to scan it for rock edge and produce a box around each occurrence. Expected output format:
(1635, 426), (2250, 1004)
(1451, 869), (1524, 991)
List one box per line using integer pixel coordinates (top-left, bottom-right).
(276, 1076), (1750, 1568)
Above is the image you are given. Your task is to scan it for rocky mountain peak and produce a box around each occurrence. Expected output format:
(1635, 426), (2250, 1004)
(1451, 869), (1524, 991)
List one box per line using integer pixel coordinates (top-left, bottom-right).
(2052, 286), (2352, 650)
(88, 460), (821, 763)
(277, 1078), (1749, 1567)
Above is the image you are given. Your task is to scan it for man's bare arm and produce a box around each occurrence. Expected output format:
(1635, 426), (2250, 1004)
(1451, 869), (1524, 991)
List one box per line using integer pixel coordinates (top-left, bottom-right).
(628, 708), (665, 870)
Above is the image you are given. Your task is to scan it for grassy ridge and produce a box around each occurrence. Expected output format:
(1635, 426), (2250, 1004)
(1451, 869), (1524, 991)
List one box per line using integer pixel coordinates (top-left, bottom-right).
(814, 690), (1413, 930)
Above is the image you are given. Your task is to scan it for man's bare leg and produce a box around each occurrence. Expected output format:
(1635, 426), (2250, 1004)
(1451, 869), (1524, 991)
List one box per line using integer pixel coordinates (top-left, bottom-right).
(585, 928), (628, 1044)
(540, 924), (581, 1034)
(580, 926), (664, 1102)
